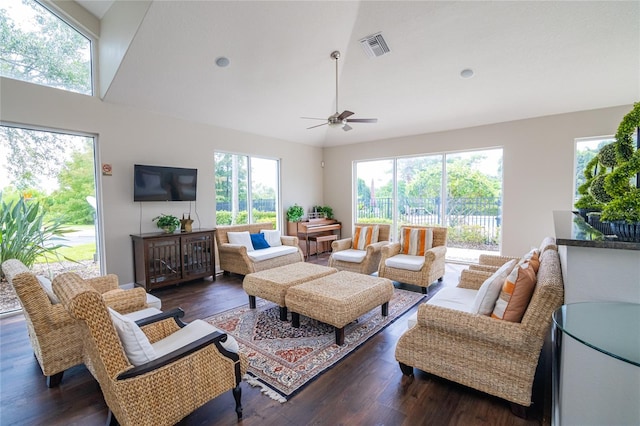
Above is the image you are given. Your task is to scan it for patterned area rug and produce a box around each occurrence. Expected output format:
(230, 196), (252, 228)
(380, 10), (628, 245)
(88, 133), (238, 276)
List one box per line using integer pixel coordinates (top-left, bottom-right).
(205, 287), (425, 402)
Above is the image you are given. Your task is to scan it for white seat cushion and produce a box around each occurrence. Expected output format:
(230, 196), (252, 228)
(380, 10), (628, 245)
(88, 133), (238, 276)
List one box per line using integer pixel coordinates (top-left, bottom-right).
(407, 287), (478, 328)
(37, 275), (59, 304)
(331, 249), (367, 263)
(152, 319), (239, 357)
(123, 307), (162, 321)
(145, 292), (162, 310)
(384, 254), (425, 271)
(247, 245), (298, 262)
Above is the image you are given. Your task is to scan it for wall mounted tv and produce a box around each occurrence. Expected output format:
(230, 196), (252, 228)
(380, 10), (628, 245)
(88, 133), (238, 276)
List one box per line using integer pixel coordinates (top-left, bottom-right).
(134, 164), (197, 202)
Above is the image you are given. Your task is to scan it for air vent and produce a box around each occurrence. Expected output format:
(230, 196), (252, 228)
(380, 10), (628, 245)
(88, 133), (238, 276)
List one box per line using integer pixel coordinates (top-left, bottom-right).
(359, 32), (391, 58)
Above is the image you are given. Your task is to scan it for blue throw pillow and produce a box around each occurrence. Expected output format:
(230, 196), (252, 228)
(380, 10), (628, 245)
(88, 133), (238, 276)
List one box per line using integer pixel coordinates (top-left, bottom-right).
(250, 233), (270, 250)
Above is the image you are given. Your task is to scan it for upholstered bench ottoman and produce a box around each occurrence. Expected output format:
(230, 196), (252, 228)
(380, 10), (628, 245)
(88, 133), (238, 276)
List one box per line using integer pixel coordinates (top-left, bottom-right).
(285, 271), (394, 345)
(243, 262), (337, 320)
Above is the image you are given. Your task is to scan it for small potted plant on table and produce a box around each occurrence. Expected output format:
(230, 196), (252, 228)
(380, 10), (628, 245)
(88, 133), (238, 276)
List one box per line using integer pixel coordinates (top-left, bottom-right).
(153, 214), (180, 233)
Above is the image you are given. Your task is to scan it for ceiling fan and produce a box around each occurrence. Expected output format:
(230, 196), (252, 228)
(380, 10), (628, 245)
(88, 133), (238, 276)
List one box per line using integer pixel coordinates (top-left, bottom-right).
(302, 50), (378, 132)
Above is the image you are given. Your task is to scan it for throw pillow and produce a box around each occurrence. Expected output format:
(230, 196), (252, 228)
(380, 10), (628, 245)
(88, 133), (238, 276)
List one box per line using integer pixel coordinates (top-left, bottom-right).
(520, 248), (541, 273)
(400, 227), (433, 256)
(250, 233), (270, 250)
(471, 259), (518, 315)
(37, 275), (59, 304)
(108, 307), (157, 366)
(491, 262), (537, 322)
(352, 225), (379, 250)
(260, 229), (282, 247)
(227, 231), (254, 252)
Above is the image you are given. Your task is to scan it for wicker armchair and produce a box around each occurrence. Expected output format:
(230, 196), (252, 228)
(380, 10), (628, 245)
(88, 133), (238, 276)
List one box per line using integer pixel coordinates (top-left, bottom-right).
(52, 272), (248, 425)
(216, 223), (303, 276)
(1, 259), (149, 387)
(378, 226), (447, 294)
(328, 223), (391, 275)
(395, 248), (564, 414)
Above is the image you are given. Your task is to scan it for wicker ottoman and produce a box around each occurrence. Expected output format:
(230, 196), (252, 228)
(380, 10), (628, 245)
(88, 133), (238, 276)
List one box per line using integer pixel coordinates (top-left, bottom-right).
(285, 271), (394, 345)
(243, 262), (337, 320)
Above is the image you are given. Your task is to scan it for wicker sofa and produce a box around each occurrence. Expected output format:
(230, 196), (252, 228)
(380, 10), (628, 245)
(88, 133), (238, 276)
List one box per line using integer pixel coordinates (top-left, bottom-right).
(395, 244), (564, 414)
(1, 259), (151, 387)
(216, 223), (303, 276)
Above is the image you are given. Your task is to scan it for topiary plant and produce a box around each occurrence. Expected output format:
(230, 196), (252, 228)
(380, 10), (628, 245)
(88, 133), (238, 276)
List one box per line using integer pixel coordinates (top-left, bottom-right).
(600, 189), (640, 223)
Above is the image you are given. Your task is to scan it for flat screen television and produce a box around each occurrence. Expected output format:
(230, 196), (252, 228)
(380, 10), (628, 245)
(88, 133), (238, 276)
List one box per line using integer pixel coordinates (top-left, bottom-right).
(134, 164), (197, 202)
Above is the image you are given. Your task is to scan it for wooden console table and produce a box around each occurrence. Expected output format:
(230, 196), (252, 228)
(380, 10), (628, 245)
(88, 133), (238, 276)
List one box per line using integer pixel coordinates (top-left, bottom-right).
(131, 228), (216, 290)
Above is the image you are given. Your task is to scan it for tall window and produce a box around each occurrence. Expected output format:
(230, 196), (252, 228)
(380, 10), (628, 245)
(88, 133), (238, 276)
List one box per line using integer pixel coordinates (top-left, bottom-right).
(0, 125), (100, 314)
(574, 137), (615, 201)
(355, 149), (502, 262)
(214, 152), (280, 227)
(0, 0), (93, 95)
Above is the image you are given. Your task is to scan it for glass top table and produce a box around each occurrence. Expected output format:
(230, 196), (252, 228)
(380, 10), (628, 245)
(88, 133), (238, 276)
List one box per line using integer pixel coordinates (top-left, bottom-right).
(553, 302), (640, 367)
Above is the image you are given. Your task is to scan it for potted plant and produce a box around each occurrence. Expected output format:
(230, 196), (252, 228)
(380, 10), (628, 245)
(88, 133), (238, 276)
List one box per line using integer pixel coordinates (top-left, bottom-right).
(286, 204), (304, 222)
(152, 214), (180, 233)
(312, 205), (334, 219)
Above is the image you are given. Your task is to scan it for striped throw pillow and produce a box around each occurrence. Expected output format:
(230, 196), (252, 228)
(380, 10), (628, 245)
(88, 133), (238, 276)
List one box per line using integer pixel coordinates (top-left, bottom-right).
(491, 262), (537, 322)
(400, 227), (433, 256)
(353, 225), (379, 250)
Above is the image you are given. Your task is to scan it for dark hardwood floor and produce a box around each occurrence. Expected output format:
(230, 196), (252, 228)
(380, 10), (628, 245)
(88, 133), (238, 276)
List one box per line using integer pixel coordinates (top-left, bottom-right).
(0, 256), (548, 425)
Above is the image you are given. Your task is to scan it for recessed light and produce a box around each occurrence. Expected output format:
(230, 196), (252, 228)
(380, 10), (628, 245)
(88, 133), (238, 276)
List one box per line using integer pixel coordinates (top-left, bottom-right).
(460, 68), (474, 79)
(215, 57), (230, 68)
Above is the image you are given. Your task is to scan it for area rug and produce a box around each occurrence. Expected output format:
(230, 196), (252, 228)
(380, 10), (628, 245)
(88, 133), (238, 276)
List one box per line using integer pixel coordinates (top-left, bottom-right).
(205, 287), (425, 402)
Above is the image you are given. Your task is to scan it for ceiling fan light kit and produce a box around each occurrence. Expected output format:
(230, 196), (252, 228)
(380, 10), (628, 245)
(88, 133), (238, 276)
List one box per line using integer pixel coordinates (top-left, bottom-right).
(302, 50), (378, 132)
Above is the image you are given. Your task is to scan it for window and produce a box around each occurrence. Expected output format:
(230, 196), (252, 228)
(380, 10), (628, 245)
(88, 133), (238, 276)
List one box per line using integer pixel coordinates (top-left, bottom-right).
(214, 152), (280, 227)
(355, 149), (502, 262)
(0, 0), (93, 95)
(574, 137), (615, 201)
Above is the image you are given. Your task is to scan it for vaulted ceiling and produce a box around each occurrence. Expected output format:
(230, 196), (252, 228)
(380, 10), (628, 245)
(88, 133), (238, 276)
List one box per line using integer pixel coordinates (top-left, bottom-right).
(76, 1), (640, 147)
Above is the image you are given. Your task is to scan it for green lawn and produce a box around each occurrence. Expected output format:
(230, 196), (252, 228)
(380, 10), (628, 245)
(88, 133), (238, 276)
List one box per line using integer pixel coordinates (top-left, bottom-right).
(36, 243), (95, 263)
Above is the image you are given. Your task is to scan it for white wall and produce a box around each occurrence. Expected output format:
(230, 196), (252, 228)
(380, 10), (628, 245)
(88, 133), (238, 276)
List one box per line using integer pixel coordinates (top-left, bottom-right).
(323, 105), (632, 256)
(0, 77), (323, 282)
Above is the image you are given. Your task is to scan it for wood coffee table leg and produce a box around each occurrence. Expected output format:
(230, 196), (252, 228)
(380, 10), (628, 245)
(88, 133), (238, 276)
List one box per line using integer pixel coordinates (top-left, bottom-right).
(248, 295), (256, 309)
(335, 327), (345, 346)
(291, 312), (300, 328)
(279, 306), (288, 321)
(381, 301), (389, 317)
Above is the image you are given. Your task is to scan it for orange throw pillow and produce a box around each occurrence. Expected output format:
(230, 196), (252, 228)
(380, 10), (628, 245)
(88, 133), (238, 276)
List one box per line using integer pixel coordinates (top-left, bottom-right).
(353, 225), (379, 250)
(400, 227), (433, 256)
(491, 262), (537, 322)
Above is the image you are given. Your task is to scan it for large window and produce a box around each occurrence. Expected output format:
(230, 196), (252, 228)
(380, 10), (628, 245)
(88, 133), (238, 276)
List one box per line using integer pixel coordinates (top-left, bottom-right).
(355, 149), (502, 262)
(0, 0), (93, 95)
(214, 152), (280, 227)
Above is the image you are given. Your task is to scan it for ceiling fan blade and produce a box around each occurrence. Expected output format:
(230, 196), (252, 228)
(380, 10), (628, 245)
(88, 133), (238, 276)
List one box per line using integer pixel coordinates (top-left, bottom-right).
(337, 110), (354, 120)
(342, 124), (353, 132)
(346, 118), (378, 123)
(301, 117), (328, 120)
(307, 122), (329, 130)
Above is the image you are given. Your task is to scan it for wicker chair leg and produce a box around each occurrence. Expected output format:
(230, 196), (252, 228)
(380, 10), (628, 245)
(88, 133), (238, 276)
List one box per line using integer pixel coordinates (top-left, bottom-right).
(438, 276), (443, 281)
(399, 362), (414, 377)
(233, 385), (243, 420)
(421, 287), (428, 294)
(46, 371), (64, 388)
(105, 409), (119, 426)
(510, 402), (528, 418)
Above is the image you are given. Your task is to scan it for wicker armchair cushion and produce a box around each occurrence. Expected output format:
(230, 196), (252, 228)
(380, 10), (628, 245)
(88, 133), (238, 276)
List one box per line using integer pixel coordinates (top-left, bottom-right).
(109, 308), (156, 365)
(400, 227), (433, 255)
(491, 262), (537, 322)
(247, 245), (299, 262)
(472, 259), (518, 315)
(384, 254), (425, 271)
(227, 231), (255, 251)
(332, 249), (367, 263)
(260, 229), (282, 246)
(353, 225), (379, 250)
(153, 319), (239, 356)
(36, 275), (59, 303)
